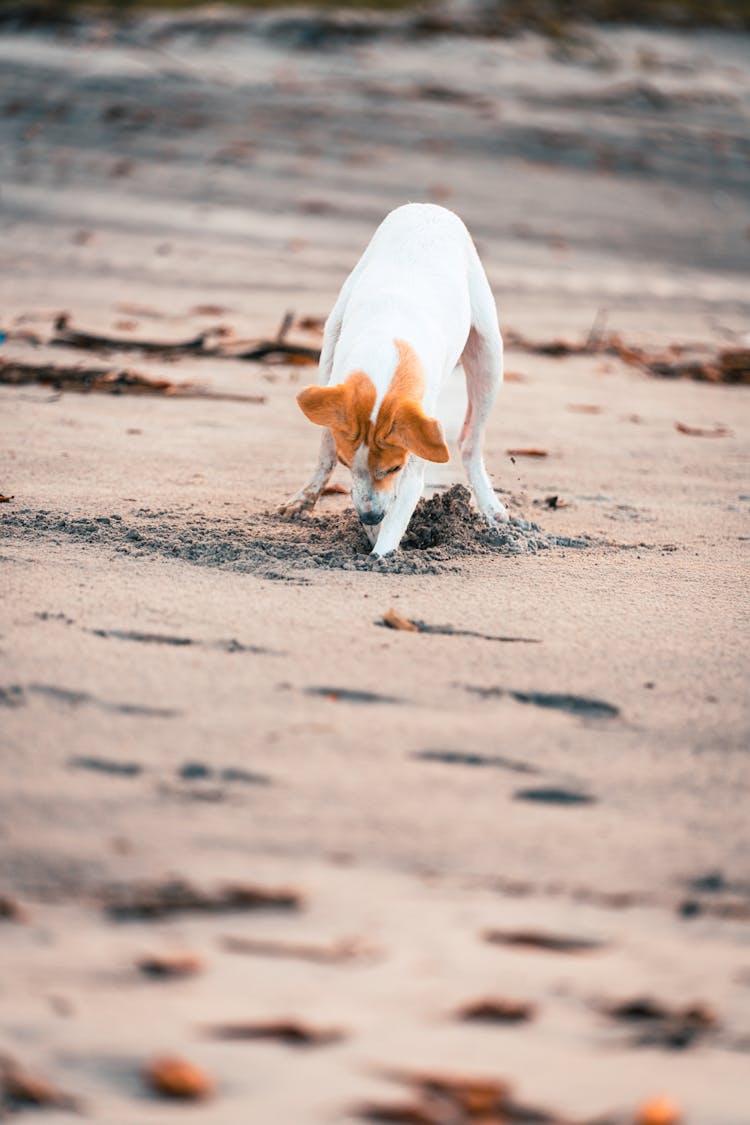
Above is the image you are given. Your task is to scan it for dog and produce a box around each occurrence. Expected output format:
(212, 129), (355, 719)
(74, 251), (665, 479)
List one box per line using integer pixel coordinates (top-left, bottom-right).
(280, 203), (508, 556)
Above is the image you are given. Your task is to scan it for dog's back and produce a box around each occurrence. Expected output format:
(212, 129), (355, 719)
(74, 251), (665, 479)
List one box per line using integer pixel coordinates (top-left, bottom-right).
(331, 204), (476, 402)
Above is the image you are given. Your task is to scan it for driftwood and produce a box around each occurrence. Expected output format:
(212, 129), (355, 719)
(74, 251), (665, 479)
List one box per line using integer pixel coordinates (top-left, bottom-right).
(48, 312), (321, 366)
(16, 309), (748, 383)
(0, 358), (265, 401)
(505, 323), (750, 385)
(51, 313), (217, 357)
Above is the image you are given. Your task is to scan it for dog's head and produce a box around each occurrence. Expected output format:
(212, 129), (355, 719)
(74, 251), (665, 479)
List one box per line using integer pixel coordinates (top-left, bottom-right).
(297, 339), (449, 526)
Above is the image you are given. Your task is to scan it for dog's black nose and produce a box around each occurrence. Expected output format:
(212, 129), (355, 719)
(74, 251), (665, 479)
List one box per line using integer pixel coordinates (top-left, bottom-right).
(360, 510), (384, 526)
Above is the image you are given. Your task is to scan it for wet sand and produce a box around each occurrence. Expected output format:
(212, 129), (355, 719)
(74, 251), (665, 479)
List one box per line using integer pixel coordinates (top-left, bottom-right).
(1, 12), (749, 1123)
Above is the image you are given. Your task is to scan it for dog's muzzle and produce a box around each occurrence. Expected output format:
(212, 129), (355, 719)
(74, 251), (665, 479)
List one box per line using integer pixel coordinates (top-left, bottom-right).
(359, 510), (385, 526)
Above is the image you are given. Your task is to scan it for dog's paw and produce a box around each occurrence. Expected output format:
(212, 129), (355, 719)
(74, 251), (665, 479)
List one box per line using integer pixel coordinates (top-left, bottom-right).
(481, 499), (510, 526)
(278, 494), (316, 520)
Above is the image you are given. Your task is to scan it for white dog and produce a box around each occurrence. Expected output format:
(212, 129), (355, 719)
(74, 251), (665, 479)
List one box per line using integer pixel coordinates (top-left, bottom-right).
(281, 203), (508, 557)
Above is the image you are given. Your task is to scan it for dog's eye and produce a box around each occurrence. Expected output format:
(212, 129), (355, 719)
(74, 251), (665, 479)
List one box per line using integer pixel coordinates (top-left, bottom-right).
(337, 455), (350, 468)
(380, 465), (402, 478)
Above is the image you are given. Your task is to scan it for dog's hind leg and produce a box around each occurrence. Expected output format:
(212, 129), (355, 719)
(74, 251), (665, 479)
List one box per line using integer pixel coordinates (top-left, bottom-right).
(459, 254), (509, 525)
(278, 298), (345, 518)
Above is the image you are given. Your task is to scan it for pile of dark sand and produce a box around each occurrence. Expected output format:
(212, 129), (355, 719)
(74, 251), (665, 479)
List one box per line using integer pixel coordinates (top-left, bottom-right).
(1, 486), (590, 578)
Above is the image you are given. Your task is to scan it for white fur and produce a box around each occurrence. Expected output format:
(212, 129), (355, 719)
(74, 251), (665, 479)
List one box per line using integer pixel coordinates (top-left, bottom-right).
(281, 203), (508, 556)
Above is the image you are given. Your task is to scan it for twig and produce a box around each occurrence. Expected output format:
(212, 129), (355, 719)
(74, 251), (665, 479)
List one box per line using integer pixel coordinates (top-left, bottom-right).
(584, 307), (608, 351)
(232, 341), (320, 364)
(276, 309), (295, 342)
(0, 359), (265, 402)
(52, 314), (218, 357)
(48, 314), (321, 366)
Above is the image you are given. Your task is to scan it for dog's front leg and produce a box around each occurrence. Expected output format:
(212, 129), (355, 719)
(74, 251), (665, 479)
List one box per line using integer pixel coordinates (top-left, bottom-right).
(279, 428), (337, 519)
(370, 458), (425, 558)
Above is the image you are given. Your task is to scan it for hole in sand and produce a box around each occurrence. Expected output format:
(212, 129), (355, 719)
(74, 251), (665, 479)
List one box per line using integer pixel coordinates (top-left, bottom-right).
(3, 486), (592, 578)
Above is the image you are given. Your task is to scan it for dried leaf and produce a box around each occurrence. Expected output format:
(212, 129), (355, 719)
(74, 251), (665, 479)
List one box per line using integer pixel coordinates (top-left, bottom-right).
(506, 448), (549, 457)
(137, 951), (205, 978)
(0, 494), (13, 503)
(637, 1095), (682, 1125)
(380, 616), (539, 644)
(146, 1056), (214, 1100)
(104, 877), (302, 920)
(191, 304), (231, 316)
(605, 996), (718, 1048)
(221, 935), (379, 964)
(371, 1068), (565, 1124)
(206, 1019), (345, 1046)
(322, 483), (350, 496)
(382, 608), (420, 633)
(484, 928), (604, 953)
(675, 422), (732, 438)
(358, 1100), (438, 1123)
(0, 1056), (81, 1111)
(457, 997), (535, 1023)
(297, 315), (326, 334)
(0, 358), (264, 402)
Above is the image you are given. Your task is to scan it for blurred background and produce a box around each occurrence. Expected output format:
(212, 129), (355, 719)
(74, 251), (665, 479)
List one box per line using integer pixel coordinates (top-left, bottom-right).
(2, 0), (749, 349)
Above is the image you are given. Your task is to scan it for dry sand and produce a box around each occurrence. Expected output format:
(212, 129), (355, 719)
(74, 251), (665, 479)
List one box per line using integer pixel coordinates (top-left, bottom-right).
(1, 12), (749, 1124)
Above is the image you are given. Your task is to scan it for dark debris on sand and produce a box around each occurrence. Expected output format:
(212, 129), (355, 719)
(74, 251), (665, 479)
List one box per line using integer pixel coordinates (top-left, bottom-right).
(1, 486), (592, 578)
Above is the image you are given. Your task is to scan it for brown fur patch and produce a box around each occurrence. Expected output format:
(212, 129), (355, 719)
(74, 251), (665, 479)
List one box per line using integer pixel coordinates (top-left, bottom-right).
(297, 339), (449, 480)
(297, 371), (376, 465)
(369, 338), (448, 473)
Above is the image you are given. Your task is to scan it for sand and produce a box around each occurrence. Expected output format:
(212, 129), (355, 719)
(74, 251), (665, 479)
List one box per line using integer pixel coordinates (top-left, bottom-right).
(1, 11), (749, 1124)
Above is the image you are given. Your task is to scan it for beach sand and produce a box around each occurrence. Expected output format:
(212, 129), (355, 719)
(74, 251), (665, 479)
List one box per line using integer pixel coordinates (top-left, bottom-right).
(1, 13), (749, 1122)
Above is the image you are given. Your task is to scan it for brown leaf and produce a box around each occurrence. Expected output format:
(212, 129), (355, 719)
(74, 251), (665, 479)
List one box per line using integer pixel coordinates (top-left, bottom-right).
(358, 1100), (438, 1123)
(206, 1019), (345, 1046)
(137, 951), (205, 978)
(675, 422), (732, 438)
(0, 494), (13, 503)
(397, 1071), (512, 1117)
(484, 928), (604, 953)
(457, 997), (535, 1023)
(0, 1056), (81, 1111)
(221, 935), (379, 964)
(718, 347), (750, 384)
(382, 608), (420, 633)
(322, 483), (350, 496)
(506, 448), (549, 458)
(297, 315), (326, 334)
(372, 1068), (565, 1124)
(190, 304), (231, 316)
(103, 877), (302, 920)
(146, 1055), (214, 1100)
(604, 996), (718, 1049)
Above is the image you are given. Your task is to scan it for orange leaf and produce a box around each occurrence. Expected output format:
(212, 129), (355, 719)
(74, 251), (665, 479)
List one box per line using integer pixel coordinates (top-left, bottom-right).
(382, 608), (420, 633)
(637, 1095), (682, 1125)
(146, 1056), (214, 1100)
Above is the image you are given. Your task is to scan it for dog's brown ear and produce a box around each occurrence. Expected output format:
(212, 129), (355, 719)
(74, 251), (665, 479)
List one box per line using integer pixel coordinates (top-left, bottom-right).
(297, 372), (376, 437)
(392, 401), (450, 463)
(297, 384), (347, 430)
